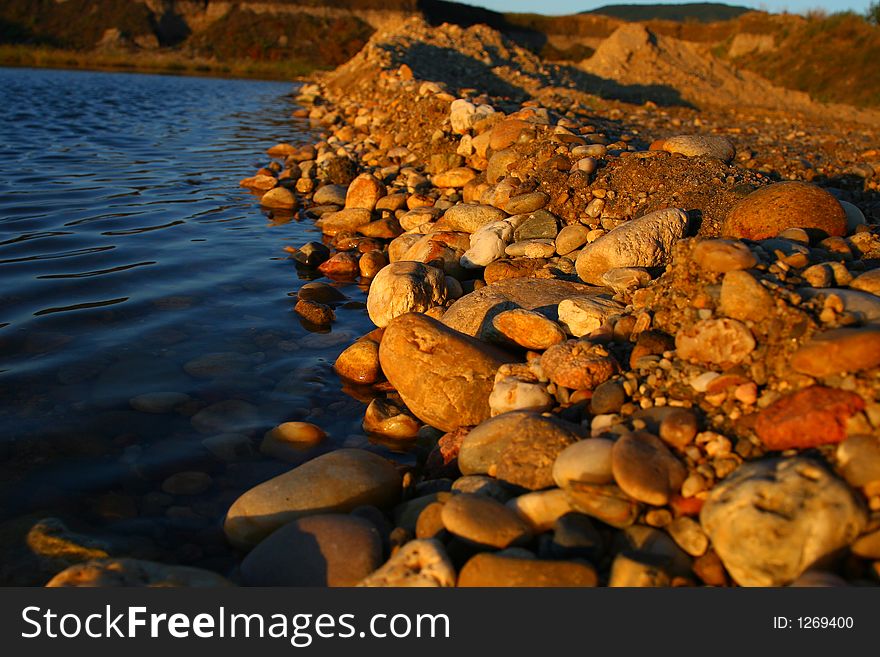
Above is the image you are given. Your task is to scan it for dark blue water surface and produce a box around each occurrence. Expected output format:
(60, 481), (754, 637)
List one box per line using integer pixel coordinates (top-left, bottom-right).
(0, 68), (385, 582)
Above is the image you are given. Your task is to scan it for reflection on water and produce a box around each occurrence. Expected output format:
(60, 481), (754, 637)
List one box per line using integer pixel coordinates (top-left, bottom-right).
(0, 67), (397, 584)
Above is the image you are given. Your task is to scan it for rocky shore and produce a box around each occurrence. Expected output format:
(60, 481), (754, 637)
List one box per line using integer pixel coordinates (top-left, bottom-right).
(48, 19), (880, 587)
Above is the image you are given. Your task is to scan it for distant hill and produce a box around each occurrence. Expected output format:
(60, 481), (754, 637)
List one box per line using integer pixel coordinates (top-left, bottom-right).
(585, 3), (752, 23)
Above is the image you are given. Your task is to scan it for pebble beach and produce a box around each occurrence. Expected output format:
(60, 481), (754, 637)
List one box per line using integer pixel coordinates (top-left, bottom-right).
(41, 18), (880, 588)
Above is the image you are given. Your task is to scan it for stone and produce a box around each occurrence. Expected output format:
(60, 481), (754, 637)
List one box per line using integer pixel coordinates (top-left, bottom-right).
(798, 287), (880, 324)
(294, 298), (334, 326)
(513, 210), (558, 240)
(851, 528), (880, 560)
(660, 134), (735, 162)
(608, 553), (670, 587)
(298, 281), (345, 304)
(490, 308), (565, 350)
(484, 257), (548, 284)
(458, 553), (597, 587)
(449, 99), (493, 134)
(790, 328), (880, 377)
(850, 269), (880, 295)
(433, 167), (476, 188)
(575, 208), (689, 285)
(840, 200), (867, 232)
(436, 204), (506, 234)
(504, 191), (550, 214)
(508, 489), (573, 532)
(540, 340), (618, 390)
(344, 173), (385, 211)
(719, 270), (775, 322)
(553, 438), (615, 487)
(388, 234), (424, 262)
(505, 238), (556, 258)
(260, 186), (297, 209)
(563, 482), (641, 528)
(318, 252), (360, 278)
(240, 514), (381, 587)
(358, 539), (455, 587)
(440, 494), (531, 548)
(191, 399), (260, 434)
(667, 517), (709, 557)
(362, 398), (421, 439)
(675, 318), (755, 367)
(267, 143), (297, 157)
(46, 559), (232, 587)
(700, 457), (867, 586)
(755, 385), (866, 451)
(486, 148), (519, 184)
(836, 435), (880, 487)
(721, 182), (847, 240)
(611, 432), (686, 506)
(224, 449), (401, 550)
(459, 411), (580, 489)
(261, 422), (327, 461)
(590, 380), (626, 414)
(692, 239), (757, 273)
(658, 408), (698, 449)
(319, 208), (372, 236)
(489, 376), (554, 416)
(334, 339), (381, 384)
(291, 242), (331, 268)
(547, 513), (603, 559)
(366, 262), (448, 328)
(601, 267), (651, 294)
(240, 174), (276, 191)
(556, 225), (590, 255)
(312, 184), (348, 206)
(490, 119), (532, 151)
(442, 278), (606, 337)
(402, 231), (470, 276)
(378, 313), (512, 432)
(461, 220), (513, 268)
(557, 296), (625, 337)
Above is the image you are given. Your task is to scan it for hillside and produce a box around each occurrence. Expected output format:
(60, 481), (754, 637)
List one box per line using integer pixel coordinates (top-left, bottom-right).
(585, 3), (751, 23)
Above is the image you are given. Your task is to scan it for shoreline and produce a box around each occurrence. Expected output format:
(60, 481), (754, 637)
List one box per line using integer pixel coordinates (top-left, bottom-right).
(0, 45), (317, 82)
(40, 18), (880, 588)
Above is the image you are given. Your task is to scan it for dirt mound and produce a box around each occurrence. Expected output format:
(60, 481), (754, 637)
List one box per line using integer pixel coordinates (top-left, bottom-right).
(580, 23), (817, 112)
(323, 17), (583, 102)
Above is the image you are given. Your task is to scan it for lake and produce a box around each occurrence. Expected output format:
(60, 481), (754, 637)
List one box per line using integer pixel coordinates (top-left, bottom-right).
(0, 67), (395, 584)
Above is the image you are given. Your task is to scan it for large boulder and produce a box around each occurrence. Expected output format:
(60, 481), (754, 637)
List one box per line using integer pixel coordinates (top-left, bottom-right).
(224, 449), (401, 550)
(700, 458), (866, 586)
(379, 313), (514, 432)
(721, 181), (847, 240)
(575, 208), (689, 284)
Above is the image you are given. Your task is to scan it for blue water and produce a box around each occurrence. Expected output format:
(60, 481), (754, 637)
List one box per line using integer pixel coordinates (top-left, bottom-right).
(0, 67), (386, 583)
